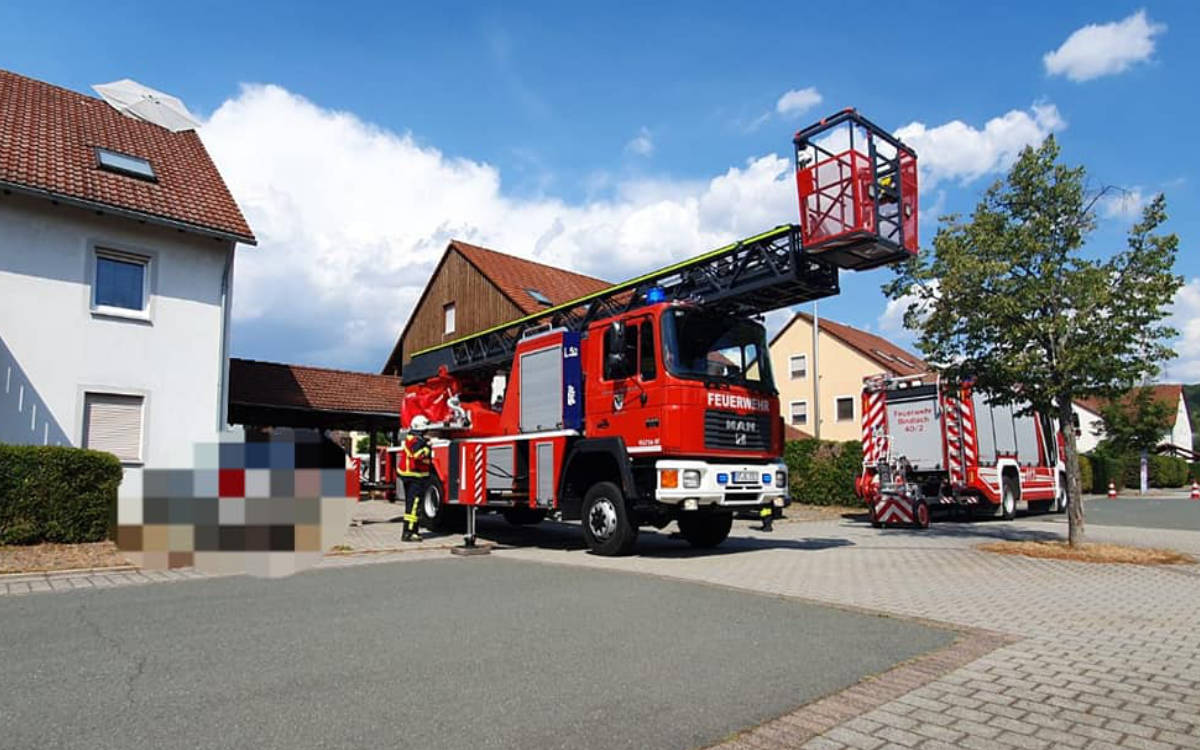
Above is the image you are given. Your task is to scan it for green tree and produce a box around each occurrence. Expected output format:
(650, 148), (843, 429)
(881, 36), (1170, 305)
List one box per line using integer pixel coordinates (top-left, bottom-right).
(354, 431), (392, 454)
(884, 136), (1181, 546)
(1094, 387), (1174, 456)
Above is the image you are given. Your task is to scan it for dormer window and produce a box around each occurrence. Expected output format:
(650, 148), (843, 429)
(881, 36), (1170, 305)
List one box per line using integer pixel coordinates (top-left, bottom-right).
(96, 147), (156, 181)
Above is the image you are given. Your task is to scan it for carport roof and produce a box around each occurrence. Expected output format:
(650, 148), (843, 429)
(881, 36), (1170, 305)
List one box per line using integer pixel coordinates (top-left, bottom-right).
(229, 358), (402, 429)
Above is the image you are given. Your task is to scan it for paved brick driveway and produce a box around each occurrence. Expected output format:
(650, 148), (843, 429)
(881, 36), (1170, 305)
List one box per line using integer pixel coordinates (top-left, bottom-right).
(4, 503), (1199, 749)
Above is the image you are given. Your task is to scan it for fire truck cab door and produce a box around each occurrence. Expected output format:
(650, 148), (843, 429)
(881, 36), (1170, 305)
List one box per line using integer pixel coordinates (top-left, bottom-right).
(590, 316), (661, 451)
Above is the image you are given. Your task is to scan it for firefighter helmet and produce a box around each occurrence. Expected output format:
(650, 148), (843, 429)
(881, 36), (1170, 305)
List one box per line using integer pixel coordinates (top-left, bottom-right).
(410, 415), (430, 431)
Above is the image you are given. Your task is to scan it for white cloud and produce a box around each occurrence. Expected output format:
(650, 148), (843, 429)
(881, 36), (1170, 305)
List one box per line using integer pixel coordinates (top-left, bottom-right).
(776, 87), (823, 117)
(200, 85), (1066, 370)
(625, 126), (654, 156)
(200, 85), (795, 369)
(1044, 10), (1166, 82)
(1099, 188), (1146, 219)
(878, 281), (939, 341)
(1163, 279), (1200, 382)
(894, 103), (1065, 190)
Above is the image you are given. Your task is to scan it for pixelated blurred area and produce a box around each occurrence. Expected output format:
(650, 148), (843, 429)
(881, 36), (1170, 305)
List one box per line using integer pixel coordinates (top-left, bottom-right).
(117, 428), (354, 578)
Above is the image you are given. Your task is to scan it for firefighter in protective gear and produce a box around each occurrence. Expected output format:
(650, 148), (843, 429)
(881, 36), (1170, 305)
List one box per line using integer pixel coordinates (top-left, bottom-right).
(759, 504), (774, 532)
(398, 415), (432, 541)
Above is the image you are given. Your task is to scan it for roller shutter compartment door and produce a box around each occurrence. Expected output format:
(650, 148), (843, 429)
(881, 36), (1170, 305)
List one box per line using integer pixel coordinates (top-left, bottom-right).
(83, 393), (144, 462)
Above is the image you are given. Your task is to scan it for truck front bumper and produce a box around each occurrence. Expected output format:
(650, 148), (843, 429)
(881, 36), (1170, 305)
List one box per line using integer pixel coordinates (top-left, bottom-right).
(653, 459), (788, 508)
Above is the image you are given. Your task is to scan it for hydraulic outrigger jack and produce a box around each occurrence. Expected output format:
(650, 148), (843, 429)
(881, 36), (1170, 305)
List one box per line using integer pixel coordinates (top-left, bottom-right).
(450, 506), (491, 556)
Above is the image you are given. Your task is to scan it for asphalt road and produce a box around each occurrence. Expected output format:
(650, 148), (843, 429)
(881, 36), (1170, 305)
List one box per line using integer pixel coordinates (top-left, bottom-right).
(1, 557), (951, 750)
(1042, 496), (1200, 531)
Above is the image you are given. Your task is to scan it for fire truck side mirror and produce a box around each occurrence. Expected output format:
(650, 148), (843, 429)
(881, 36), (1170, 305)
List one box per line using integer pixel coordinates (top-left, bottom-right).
(606, 320), (628, 370)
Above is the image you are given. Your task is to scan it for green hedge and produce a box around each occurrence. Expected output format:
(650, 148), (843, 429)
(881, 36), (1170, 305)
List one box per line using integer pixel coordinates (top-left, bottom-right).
(0, 445), (122, 545)
(1088, 454), (1125, 496)
(1077, 454), (1093, 494)
(1148, 455), (1189, 488)
(784, 439), (862, 506)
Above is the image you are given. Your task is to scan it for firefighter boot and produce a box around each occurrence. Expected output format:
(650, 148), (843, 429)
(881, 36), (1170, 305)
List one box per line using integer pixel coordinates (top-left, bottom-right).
(759, 506), (774, 532)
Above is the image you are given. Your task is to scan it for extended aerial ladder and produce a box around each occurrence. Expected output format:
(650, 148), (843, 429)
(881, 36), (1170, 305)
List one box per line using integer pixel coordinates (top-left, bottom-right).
(403, 109), (919, 386)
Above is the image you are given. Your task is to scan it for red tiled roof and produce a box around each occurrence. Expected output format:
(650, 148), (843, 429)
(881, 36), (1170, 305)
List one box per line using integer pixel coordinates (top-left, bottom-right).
(230, 358), (402, 416)
(0, 68), (254, 243)
(773, 311), (927, 377)
(1075, 385), (1183, 418)
(785, 424), (815, 441)
(450, 240), (610, 314)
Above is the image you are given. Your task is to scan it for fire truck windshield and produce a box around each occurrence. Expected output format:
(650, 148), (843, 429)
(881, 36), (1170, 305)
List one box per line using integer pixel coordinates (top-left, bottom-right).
(660, 308), (776, 392)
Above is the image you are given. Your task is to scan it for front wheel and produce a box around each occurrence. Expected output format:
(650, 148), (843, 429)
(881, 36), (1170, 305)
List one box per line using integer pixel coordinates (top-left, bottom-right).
(417, 478), (464, 532)
(581, 482), (637, 556)
(1054, 475), (1068, 513)
(676, 512), (733, 548)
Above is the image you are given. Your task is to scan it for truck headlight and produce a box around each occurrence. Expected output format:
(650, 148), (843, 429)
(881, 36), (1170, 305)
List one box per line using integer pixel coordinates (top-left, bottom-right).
(682, 469), (702, 489)
(775, 470), (786, 488)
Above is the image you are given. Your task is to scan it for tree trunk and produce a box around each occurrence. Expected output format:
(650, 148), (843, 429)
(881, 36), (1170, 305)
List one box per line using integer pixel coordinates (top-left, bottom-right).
(1056, 396), (1085, 547)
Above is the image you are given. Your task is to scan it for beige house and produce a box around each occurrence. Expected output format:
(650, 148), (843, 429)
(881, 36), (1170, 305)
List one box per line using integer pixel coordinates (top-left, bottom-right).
(769, 312), (926, 442)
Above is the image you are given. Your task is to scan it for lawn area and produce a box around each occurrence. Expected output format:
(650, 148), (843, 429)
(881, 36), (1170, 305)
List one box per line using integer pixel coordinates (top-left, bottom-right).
(0, 541), (129, 574)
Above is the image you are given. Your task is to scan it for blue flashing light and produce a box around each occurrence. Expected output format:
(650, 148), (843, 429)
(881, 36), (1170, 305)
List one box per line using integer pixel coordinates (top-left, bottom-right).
(716, 473), (729, 485)
(646, 286), (667, 303)
(762, 473), (773, 485)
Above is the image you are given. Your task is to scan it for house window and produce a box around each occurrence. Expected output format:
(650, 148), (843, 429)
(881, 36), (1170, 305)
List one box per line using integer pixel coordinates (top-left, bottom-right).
(443, 303), (456, 335)
(789, 400), (808, 426)
(93, 250), (149, 314)
(789, 354), (807, 379)
(82, 393), (144, 463)
(96, 148), (156, 181)
(835, 396), (855, 422)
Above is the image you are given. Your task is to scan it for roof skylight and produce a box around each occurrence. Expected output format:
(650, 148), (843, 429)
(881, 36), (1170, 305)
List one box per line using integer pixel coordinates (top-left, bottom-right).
(526, 288), (552, 306)
(96, 148), (156, 181)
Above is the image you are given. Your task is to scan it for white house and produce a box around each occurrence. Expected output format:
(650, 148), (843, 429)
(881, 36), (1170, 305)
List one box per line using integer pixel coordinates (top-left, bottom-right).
(1073, 385), (1194, 456)
(0, 69), (255, 481)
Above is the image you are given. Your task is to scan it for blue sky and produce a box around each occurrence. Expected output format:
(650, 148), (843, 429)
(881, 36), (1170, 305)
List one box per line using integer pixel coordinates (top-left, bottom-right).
(3, 2), (1197, 377)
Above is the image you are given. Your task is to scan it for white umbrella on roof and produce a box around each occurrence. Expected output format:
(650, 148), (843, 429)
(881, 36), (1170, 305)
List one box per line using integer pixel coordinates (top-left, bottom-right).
(92, 78), (201, 132)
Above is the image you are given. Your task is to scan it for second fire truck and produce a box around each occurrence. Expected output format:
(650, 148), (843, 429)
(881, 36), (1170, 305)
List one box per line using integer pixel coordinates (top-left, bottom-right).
(855, 374), (1068, 528)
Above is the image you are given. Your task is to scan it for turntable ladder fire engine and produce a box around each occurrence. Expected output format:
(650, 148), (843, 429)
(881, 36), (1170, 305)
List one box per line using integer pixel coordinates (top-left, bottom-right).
(403, 109), (919, 386)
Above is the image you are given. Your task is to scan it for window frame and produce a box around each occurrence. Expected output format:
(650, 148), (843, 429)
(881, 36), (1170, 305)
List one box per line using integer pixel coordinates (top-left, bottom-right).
(89, 245), (154, 323)
(95, 147), (157, 181)
(835, 395), (856, 422)
(789, 399), (809, 426)
(789, 353), (808, 380)
(602, 320), (640, 381)
(443, 302), (456, 335)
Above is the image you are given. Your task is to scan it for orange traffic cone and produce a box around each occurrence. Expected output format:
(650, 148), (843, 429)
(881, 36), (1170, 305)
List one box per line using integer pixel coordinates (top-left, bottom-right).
(1191, 481), (1199, 501)
(1107, 481), (1117, 499)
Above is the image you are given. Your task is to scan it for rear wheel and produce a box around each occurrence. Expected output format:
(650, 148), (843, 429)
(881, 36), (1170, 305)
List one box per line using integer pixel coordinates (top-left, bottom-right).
(676, 512), (733, 548)
(912, 499), (931, 529)
(418, 478), (464, 532)
(581, 482), (637, 556)
(1054, 474), (1068, 513)
(999, 478), (1017, 521)
(868, 499), (883, 528)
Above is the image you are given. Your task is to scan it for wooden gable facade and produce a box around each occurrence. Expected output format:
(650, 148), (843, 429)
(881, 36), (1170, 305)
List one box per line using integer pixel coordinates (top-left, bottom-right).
(382, 241), (610, 375)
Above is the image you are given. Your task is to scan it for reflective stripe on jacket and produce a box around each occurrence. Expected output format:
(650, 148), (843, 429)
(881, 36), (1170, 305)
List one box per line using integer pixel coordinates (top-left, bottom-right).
(397, 433), (432, 477)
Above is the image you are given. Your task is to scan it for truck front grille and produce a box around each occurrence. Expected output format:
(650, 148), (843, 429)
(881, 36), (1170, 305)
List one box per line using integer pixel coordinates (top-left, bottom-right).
(704, 410), (771, 451)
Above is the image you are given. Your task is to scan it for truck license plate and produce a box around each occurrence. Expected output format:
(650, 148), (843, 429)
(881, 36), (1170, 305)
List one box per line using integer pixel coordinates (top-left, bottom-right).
(733, 471), (758, 484)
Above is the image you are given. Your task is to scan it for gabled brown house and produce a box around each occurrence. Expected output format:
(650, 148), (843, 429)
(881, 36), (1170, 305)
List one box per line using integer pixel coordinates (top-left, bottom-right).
(382, 240), (610, 375)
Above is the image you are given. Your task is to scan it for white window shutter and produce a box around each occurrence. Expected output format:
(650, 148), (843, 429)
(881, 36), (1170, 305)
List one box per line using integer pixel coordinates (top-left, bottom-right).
(83, 393), (144, 462)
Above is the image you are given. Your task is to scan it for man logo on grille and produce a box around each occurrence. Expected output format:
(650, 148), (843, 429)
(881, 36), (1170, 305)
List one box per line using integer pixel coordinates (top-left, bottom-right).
(735, 433), (747, 446)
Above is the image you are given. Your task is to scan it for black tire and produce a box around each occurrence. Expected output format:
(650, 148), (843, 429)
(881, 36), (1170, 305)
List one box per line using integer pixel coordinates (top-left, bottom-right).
(1055, 474), (1068, 514)
(999, 478), (1018, 521)
(912, 499), (931, 529)
(676, 512), (733, 548)
(868, 500), (883, 528)
(502, 507), (547, 526)
(581, 481), (637, 556)
(417, 478), (464, 532)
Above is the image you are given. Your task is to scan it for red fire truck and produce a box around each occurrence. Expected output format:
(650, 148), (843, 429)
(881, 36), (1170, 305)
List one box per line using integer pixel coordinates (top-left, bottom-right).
(855, 374), (1068, 528)
(399, 110), (920, 554)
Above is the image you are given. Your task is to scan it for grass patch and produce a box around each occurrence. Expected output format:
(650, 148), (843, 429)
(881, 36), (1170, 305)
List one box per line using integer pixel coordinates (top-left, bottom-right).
(0, 541), (129, 574)
(979, 540), (1195, 566)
